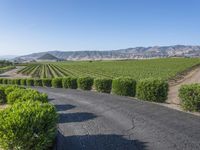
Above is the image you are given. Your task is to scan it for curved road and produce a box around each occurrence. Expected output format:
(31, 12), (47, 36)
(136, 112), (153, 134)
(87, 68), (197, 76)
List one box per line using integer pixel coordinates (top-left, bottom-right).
(35, 87), (200, 150)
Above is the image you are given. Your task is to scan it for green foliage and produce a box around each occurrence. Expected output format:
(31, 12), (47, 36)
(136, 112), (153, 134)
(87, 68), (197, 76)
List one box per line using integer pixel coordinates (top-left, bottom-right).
(20, 79), (27, 85)
(94, 78), (112, 93)
(7, 79), (13, 85)
(2, 78), (8, 84)
(0, 86), (6, 104)
(112, 77), (136, 96)
(42, 79), (52, 87)
(179, 84), (200, 112)
(0, 78), (3, 84)
(0, 101), (58, 150)
(34, 79), (43, 86)
(7, 88), (48, 104)
(52, 78), (63, 88)
(26, 78), (34, 86)
(136, 78), (168, 102)
(77, 77), (94, 90)
(14, 79), (21, 85)
(4, 85), (22, 96)
(62, 77), (77, 89)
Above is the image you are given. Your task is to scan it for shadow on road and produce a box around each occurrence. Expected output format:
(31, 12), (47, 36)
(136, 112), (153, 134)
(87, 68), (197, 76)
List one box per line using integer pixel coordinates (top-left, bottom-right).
(55, 130), (147, 150)
(59, 112), (97, 123)
(55, 104), (76, 112)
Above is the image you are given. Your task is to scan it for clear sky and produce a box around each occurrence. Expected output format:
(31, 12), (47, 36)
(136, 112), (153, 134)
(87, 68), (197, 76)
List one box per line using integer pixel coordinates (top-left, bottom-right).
(0, 0), (199, 55)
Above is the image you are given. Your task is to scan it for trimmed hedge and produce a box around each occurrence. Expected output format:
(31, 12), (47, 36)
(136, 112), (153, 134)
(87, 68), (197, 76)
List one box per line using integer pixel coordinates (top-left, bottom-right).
(179, 84), (200, 112)
(7, 88), (48, 104)
(0, 78), (3, 84)
(77, 77), (93, 90)
(34, 79), (43, 86)
(7, 79), (13, 85)
(62, 77), (77, 89)
(42, 79), (52, 87)
(136, 78), (168, 102)
(26, 79), (34, 86)
(14, 79), (21, 85)
(20, 79), (27, 85)
(0, 86), (6, 104)
(94, 78), (112, 93)
(0, 101), (58, 150)
(52, 78), (63, 88)
(112, 77), (136, 96)
(2, 79), (8, 85)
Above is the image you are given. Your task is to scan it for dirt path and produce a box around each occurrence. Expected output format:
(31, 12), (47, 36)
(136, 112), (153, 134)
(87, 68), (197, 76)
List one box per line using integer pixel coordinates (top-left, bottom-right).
(0, 66), (30, 78)
(167, 67), (200, 105)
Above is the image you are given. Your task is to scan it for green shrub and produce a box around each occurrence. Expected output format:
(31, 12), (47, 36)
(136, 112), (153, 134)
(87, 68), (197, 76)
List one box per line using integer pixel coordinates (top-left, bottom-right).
(179, 84), (200, 112)
(0, 78), (3, 84)
(112, 77), (136, 96)
(62, 77), (77, 89)
(7, 79), (13, 85)
(0, 86), (6, 104)
(0, 101), (58, 150)
(20, 79), (27, 85)
(77, 77), (93, 90)
(136, 78), (168, 102)
(14, 79), (21, 85)
(2, 78), (8, 84)
(26, 78), (34, 86)
(42, 79), (52, 87)
(94, 78), (112, 93)
(7, 88), (48, 104)
(4, 85), (21, 96)
(34, 79), (43, 86)
(52, 78), (63, 88)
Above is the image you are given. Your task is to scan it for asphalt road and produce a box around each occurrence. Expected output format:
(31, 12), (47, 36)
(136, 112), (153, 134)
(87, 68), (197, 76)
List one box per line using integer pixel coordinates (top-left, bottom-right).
(35, 87), (200, 150)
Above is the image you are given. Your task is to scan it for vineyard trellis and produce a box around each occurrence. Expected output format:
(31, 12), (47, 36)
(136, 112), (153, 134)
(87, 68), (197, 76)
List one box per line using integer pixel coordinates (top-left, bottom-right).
(17, 58), (200, 80)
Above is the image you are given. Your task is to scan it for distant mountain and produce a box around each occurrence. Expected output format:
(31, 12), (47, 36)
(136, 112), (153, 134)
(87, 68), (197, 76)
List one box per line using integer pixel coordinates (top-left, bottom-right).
(0, 55), (18, 60)
(13, 45), (200, 62)
(38, 53), (59, 60)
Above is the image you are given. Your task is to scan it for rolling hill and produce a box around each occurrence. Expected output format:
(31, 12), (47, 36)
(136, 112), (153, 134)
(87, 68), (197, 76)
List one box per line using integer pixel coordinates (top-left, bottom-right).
(14, 45), (200, 62)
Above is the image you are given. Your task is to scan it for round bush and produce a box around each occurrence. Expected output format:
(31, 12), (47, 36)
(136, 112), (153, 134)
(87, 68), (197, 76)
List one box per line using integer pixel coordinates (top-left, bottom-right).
(94, 78), (112, 93)
(0, 101), (58, 150)
(2, 78), (8, 84)
(112, 77), (136, 96)
(77, 77), (94, 90)
(136, 78), (168, 102)
(52, 78), (63, 88)
(26, 79), (34, 86)
(62, 77), (77, 89)
(179, 84), (200, 112)
(34, 79), (43, 86)
(42, 79), (52, 87)
(20, 79), (27, 85)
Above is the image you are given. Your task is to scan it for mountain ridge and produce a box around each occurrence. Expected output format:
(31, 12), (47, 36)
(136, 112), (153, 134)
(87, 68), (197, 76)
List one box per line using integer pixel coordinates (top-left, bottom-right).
(14, 45), (200, 62)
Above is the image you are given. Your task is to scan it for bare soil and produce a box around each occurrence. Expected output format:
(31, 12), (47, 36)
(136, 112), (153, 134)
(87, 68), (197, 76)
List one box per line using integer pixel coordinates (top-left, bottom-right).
(0, 66), (30, 78)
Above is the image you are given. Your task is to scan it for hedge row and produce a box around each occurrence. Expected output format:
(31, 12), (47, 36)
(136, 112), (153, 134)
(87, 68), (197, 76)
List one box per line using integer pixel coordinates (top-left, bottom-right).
(179, 84), (200, 112)
(0, 85), (58, 149)
(0, 77), (169, 103)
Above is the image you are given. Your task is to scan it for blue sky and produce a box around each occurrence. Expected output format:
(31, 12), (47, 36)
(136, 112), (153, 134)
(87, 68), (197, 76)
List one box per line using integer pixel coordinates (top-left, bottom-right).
(0, 0), (199, 55)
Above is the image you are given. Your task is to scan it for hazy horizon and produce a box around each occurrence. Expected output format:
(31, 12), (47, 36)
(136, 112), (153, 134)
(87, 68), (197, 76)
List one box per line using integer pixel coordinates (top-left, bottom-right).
(0, 0), (200, 55)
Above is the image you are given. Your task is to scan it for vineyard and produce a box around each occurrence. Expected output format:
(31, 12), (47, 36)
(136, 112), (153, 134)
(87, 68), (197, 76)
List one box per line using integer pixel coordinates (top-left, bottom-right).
(17, 58), (200, 80)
